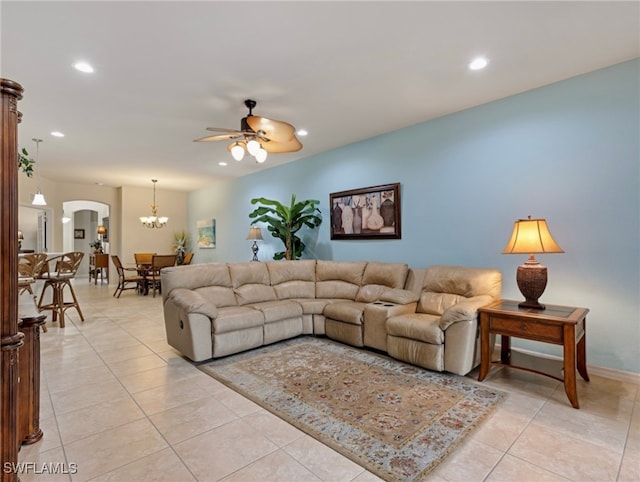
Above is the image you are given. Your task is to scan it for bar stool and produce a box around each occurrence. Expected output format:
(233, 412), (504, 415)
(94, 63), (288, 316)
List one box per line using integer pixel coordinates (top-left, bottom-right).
(37, 252), (85, 328)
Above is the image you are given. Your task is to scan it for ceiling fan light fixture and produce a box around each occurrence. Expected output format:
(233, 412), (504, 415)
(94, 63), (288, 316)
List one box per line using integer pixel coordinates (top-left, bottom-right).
(231, 142), (245, 161)
(255, 147), (268, 164)
(246, 139), (260, 156)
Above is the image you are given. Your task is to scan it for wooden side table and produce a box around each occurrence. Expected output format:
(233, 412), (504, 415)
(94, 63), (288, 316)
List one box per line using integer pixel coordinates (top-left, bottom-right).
(89, 253), (109, 284)
(478, 299), (589, 408)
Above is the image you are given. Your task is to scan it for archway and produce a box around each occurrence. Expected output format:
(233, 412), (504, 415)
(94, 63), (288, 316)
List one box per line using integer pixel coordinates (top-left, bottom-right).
(62, 200), (110, 278)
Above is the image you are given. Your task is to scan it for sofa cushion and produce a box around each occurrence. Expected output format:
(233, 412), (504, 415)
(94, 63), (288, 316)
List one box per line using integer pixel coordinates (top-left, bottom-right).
(248, 300), (303, 323)
(274, 280), (315, 299)
(316, 281), (359, 300)
(418, 292), (463, 315)
(212, 306), (264, 334)
(324, 301), (367, 325)
(162, 263), (232, 295)
(194, 286), (237, 307)
(387, 313), (443, 344)
(267, 260), (316, 284)
(295, 298), (340, 315)
(380, 289), (420, 305)
(362, 262), (408, 289)
(316, 261), (366, 299)
(423, 265), (502, 299)
(234, 284), (277, 305)
(229, 262), (270, 288)
(316, 260), (367, 284)
(169, 288), (219, 318)
(355, 284), (387, 302)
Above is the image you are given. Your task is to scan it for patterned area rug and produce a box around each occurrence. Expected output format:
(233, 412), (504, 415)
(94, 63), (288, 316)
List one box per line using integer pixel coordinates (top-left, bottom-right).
(199, 337), (503, 481)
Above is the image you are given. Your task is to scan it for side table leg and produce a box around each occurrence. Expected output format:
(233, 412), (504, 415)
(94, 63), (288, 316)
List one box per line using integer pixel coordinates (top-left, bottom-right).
(478, 313), (490, 381)
(563, 324), (579, 409)
(500, 335), (511, 364)
(577, 317), (589, 382)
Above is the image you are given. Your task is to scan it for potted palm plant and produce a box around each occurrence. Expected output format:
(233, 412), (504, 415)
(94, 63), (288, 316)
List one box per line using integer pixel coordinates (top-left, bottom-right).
(249, 194), (322, 260)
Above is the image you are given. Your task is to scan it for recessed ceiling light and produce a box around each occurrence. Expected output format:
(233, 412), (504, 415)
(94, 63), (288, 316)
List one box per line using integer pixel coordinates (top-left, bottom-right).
(50, 131), (65, 138)
(468, 57), (488, 71)
(218, 161), (228, 166)
(73, 61), (94, 73)
(297, 129), (308, 137)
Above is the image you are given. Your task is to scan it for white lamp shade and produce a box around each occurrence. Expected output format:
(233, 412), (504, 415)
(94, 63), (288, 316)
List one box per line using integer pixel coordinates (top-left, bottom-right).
(158, 216), (169, 224)
(246, 139), (260, 156)
(255, 147), (268, 163)
(32, 192), (47, 206)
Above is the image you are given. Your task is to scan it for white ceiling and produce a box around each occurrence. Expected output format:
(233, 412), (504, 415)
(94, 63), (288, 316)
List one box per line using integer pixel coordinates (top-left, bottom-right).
(1, 1), (638, 191)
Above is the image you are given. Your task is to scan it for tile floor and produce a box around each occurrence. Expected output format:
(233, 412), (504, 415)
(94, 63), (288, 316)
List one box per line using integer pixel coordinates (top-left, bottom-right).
(16, 281), (639, 481)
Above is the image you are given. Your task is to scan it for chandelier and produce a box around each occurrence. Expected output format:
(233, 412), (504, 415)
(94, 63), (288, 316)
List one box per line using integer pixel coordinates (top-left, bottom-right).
(140, 179), (168, 228)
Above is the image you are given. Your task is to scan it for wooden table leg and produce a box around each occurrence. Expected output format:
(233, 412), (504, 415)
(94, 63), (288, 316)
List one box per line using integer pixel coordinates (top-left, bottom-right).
(563, 323), (579, 409)
(478, 312), (491, 381)
(500, 335), (511, 364)
(577, 318), (589, 381)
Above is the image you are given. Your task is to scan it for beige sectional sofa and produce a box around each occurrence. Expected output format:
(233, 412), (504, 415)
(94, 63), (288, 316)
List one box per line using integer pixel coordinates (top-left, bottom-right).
(161, 260), (501, 376)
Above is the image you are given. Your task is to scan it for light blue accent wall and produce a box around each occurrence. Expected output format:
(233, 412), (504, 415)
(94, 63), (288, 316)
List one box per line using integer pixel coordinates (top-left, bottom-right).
(188, 59), (640, 373)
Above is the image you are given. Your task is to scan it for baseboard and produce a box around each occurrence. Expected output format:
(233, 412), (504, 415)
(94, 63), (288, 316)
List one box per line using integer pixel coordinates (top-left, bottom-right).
(495, 344), (640, 385)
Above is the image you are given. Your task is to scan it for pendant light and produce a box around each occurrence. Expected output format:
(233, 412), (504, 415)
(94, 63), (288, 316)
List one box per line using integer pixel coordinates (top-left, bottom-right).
(31, 138), (47, 206)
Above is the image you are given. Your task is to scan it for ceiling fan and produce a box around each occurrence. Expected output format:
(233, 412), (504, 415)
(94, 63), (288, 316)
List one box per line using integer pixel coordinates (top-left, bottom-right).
(194, 99), (302, 163)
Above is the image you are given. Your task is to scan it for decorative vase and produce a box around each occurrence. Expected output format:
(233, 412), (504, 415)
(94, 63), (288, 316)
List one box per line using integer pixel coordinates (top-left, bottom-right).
(353, 207), (362, 234)
(380, 198), (395, 227)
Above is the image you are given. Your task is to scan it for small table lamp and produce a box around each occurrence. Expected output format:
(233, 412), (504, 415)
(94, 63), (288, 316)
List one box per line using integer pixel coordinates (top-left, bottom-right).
(502, 216), (564, 310)
(18, 230), (24, 251)
(97, 225), (107, 240)
(246, 227), (264, 261)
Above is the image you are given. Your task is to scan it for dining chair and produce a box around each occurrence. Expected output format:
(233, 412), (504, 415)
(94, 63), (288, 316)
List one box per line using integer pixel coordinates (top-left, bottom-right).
(37, 252), (84, 328)
(18, 253), (48, 295)
(134, 252), (155, 266)
(148, 254), (177, 297)
(180, 252), (194, 265)
(111, 255), (145, 298)
(18, 253), (49, 332)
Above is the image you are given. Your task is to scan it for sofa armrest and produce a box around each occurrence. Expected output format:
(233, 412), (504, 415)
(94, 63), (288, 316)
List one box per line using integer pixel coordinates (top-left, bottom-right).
(379, 288), (420, 305)
(439, 295), (494, 330)
(168, 288), (219, 319)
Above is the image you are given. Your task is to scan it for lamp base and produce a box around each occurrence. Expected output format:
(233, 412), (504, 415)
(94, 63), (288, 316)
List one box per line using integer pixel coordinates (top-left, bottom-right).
(251, 241), (259, 262)
(516, 256), (548, 310)
(518, 299), (546, 310)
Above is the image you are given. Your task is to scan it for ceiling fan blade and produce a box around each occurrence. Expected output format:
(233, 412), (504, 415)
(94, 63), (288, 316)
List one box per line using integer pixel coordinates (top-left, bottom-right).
(246, 115), (298, 143)
(262, 137), (303, 153)
(194, 133), (244, 142)
(205, 127), (246, 134)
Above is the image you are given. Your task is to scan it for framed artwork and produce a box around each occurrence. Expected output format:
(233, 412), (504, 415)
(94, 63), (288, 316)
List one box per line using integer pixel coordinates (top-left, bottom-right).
(197, 218), (216, 249)
(74, 228), (85, 239)
(330, 183), (401, 240)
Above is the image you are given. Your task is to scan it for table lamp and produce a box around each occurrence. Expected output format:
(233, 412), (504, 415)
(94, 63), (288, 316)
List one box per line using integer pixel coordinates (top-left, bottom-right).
(246, 227), (263, 261)
(502, 216), (564, 310)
